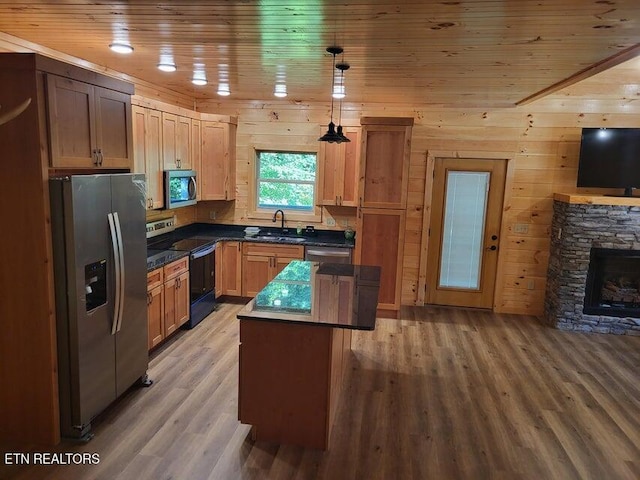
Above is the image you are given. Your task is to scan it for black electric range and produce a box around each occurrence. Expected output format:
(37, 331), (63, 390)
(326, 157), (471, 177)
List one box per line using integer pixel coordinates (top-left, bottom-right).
(150, 237), (214, 253)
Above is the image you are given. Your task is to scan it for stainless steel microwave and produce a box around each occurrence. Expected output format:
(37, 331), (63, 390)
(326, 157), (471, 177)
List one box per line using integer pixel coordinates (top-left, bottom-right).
(164, 170), (197, 209)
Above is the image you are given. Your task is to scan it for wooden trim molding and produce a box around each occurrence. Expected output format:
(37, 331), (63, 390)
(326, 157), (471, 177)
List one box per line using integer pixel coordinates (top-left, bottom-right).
(360, 116), (414, 126)
(516, 43), (640, 106)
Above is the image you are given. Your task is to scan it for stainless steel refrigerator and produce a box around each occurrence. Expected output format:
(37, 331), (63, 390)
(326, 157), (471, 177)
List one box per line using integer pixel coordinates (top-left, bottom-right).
(50, 174), (150, 441)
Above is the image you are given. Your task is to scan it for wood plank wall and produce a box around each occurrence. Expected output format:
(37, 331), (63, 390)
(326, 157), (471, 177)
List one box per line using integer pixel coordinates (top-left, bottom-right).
(4, 33), (638, 319)
(198, 86), (640, 316)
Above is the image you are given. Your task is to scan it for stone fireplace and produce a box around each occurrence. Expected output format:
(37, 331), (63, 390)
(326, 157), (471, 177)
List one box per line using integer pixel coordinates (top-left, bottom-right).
(544, 194), (640, 335)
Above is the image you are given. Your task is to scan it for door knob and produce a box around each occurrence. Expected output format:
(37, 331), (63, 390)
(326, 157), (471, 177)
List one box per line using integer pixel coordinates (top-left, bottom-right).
(491, 235), (498, 240)
(488, 245), (497, 251)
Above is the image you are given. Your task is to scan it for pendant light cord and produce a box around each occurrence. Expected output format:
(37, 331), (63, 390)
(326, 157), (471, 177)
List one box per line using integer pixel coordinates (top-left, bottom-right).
(329, 51), (336, 124)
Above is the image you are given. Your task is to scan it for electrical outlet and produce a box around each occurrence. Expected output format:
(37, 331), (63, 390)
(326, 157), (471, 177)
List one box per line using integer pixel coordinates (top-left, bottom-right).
(342, 219), (350, 227)
(209, 211), (216, 220)
(326, 217), (336, 226)
(514, 223), (529, 234)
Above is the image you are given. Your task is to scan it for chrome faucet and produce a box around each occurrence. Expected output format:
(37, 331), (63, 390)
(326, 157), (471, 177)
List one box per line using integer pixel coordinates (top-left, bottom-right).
(272, 209), (285, 230)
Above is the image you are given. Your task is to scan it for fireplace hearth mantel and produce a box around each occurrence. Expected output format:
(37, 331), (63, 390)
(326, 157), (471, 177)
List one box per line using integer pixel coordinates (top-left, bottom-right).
(553, 193), (640, 207)
(545, 193), (640, 335)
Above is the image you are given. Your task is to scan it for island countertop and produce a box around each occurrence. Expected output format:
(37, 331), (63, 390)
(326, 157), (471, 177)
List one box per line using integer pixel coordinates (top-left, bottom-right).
(237, 260), (381, 330)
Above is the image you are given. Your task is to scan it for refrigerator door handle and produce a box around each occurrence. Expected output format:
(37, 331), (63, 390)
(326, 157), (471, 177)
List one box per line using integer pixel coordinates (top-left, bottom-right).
(108, 212), (121, 335)
(113, 212), (126, 333)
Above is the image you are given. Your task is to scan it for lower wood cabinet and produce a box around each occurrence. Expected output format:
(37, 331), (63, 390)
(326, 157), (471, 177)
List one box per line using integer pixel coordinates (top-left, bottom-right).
(354, 208), (406, 312)
(216, 241), (242, 297)
(146, 257), (190, 350)
(146, 267), (164, 350)
(241, 243), (304, 297)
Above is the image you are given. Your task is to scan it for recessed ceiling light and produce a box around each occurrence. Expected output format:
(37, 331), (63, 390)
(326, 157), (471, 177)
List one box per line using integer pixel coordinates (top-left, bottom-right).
(274, 84), (287, 98)
(192, 78), (207, 86)
(157, 63), (177, 72)
(109, 42), (134, 54)
(217, 83), (231, 96)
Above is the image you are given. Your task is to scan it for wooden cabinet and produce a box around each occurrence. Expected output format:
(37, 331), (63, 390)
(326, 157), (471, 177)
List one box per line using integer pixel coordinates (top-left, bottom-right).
(313, 271), (355, 325)
(200, 120), (237, 200)
(132, 105), (164, 209)
(162, 112), (192, 170)
(358, 117), (413, 209)
(238, 319), (351, 450)
(146, 268), (165, 350)
(146, 257), (189, 350)
(164, 257), (190, 336)
(46, 73), (132, 169)
(354, 208), (406, 311)
(317, 126), (360, 206)
(241, 243), (304, 297)
(355, 118), (413, 313)
(217, 241), (242, 296)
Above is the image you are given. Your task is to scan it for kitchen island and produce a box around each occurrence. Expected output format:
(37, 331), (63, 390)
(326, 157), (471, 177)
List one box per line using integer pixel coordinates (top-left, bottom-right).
(237, 260), (380, 450)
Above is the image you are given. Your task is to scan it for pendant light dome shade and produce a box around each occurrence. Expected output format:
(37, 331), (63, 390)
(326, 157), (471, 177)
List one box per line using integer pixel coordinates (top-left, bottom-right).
(336, 124), (351, 143)
(318, 121), (342, 143)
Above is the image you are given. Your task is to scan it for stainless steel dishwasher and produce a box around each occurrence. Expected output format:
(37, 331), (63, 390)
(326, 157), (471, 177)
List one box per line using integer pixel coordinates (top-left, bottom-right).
(304, 246), (352, 264)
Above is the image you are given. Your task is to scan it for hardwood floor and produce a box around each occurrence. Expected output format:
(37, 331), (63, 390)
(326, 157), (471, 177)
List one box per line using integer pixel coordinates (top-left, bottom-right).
(2, 303), (639, 480)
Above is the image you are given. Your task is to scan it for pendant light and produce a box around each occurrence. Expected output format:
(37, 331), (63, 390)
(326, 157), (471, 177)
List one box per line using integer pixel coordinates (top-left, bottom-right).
(335, 61), (351, 143)
(318, 46), (343, 143)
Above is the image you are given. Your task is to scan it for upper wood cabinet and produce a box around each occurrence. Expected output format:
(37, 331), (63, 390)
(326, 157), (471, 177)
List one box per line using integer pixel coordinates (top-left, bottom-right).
(162, 112), (192, 170)
(317, 126), (361, 207)
(132, 105), (164, 209)
(200, 120), (237, 200)
(46, 74), (132, 169)
(358, 117), (413, 209)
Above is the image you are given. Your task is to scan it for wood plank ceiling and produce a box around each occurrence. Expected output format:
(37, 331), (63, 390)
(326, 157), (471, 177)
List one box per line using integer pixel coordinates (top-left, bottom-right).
(0, 1), (639, 108)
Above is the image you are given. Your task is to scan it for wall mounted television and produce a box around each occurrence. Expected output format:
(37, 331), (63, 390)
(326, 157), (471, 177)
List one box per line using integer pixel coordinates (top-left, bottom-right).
(576, 128), (640, 197)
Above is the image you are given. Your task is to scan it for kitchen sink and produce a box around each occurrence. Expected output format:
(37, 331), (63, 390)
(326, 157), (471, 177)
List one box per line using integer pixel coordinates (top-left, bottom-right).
(255, 235), (306, 243)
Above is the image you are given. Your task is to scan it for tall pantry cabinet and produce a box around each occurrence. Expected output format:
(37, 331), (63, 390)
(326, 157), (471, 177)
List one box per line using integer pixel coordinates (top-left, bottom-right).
(354, 117), (413, 314)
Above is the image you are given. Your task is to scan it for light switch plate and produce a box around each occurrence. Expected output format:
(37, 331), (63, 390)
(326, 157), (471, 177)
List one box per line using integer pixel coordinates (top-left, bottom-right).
(514, 223), (529, 234)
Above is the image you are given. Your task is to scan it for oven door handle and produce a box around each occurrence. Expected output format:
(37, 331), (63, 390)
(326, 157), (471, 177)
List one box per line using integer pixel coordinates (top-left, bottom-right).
(191, 245), (215, 259)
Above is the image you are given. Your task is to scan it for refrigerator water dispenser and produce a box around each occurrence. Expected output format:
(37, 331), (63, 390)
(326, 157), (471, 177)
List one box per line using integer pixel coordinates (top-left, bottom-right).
(85, 260), (107, 312)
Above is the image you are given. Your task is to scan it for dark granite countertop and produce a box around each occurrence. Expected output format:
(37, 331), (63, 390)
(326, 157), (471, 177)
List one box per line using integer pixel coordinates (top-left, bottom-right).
(237, 260), (380, 330)
(146, 223), (355, 271)
(147, 249), (190, 271)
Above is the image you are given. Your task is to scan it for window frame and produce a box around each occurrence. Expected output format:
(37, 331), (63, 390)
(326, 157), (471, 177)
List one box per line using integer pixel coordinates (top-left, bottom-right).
(248, 146), (322, 223)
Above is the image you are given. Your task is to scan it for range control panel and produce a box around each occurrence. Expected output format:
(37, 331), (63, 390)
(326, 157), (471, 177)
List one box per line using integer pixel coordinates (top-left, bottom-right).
(146, 216), (176, 239)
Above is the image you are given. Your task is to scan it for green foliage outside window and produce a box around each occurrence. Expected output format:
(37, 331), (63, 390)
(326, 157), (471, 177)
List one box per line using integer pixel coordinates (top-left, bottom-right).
(257, 151), (316, 210)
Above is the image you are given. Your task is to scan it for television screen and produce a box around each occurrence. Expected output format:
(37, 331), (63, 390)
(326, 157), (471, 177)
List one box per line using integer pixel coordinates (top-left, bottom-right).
(577, 128), (640, 195)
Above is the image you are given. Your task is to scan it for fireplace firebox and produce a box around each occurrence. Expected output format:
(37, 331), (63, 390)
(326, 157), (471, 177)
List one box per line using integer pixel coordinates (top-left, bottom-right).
(584, 248), (640, 318)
